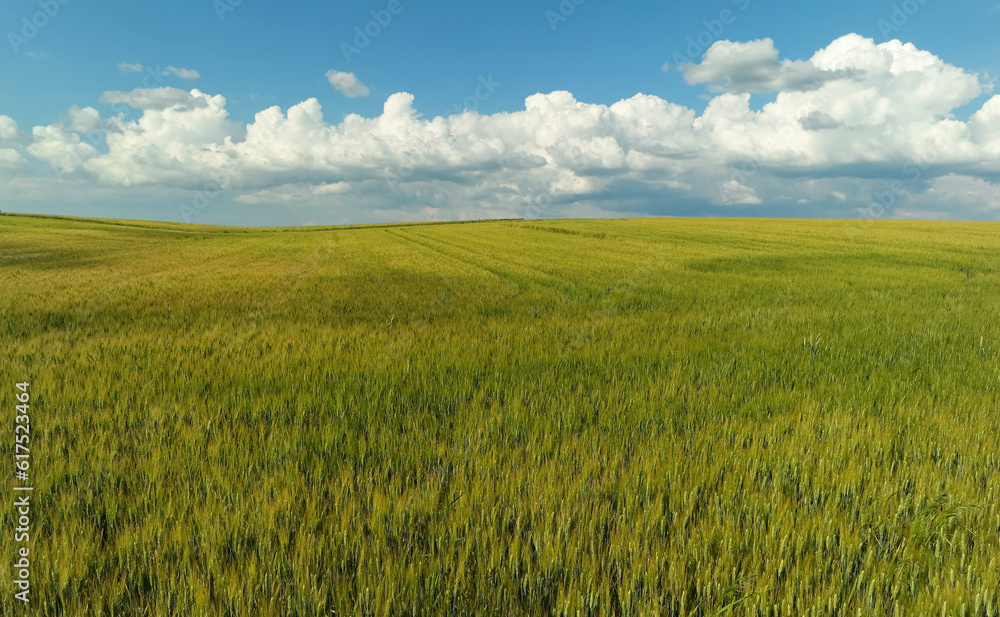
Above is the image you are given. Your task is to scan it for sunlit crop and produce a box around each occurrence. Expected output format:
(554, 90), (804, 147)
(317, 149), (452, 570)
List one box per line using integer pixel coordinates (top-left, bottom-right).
(2, 213), (998, 616)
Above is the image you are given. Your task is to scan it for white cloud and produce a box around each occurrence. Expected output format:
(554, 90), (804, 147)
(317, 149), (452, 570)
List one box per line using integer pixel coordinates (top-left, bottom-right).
(7, 34), (1000, 222)
(0, 116), (28, 173)
(85, 89), (241, 187)
(921, 174), (1000, 211)
(117, 62), (144, 73)
(68, 106), (101, 132)
(717, 180), (762, 205)
(234, 181), (351, 204)
(969, 95), (1000, 154)
(326, 70), (370, 98)
(0, 115), (20, 140)
(100, 87), (211, 111)
(680, 38), (863, 93)
(163, 66), (201, 80)
(0, 148), (27, 169)
(26, 125), (100, 174)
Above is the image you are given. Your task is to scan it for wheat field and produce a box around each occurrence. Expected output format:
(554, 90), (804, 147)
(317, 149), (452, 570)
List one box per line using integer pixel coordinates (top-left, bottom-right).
(1, 212), (999, 616)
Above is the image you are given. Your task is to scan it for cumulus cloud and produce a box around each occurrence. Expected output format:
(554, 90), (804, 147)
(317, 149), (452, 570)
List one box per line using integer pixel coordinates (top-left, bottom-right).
(26, 125), (100, 174)
(799, 111), (840, 131)
(0, 115), (20, 140)
(716, 180), (762, 205)
(85, 89), (241, 187)
(924, 174), (1000, 210)
(68, 106), (101, 132)
(0, 116), (26, 171)
(969, 95), (1000, 154)
(163, 66), (200, 79)
(681, 38), (864, 93)
(117, 62), (144, 73)
(9, 34), (1000, 221)
(0, 148), (26, 169)
(326, 70), (370, 98)
(894, 174), (1000, 219)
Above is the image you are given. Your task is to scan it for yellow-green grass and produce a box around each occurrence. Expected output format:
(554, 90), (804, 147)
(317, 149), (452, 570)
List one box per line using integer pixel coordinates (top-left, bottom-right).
(1, 212), (999, 616)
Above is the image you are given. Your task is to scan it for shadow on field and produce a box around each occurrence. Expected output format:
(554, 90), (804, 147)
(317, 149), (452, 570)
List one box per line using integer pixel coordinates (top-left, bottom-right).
(0, 248), (106, 271)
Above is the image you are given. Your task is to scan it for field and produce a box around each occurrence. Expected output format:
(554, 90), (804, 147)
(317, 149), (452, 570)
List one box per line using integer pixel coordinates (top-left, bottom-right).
(1, 213), (999, 616)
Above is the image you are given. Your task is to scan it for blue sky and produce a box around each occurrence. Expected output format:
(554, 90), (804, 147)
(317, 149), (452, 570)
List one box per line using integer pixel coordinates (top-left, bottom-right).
(1, 0), (999, 226)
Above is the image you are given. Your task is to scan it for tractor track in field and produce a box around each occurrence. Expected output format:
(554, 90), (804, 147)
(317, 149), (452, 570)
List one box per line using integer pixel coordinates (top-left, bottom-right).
(379, 228), (504, 281)
(382, 227), (570, 288)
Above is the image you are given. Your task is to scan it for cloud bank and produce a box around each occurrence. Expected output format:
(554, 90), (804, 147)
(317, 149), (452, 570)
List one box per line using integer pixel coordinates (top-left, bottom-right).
(6, 34), (1000, 222)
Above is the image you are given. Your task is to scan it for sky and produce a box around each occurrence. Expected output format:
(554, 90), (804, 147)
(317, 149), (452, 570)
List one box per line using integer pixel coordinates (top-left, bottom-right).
(0, 0), (999, 226)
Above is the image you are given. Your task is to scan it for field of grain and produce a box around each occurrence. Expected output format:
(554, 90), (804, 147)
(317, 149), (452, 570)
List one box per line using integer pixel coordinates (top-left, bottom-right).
(1, 213), (999, 616)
